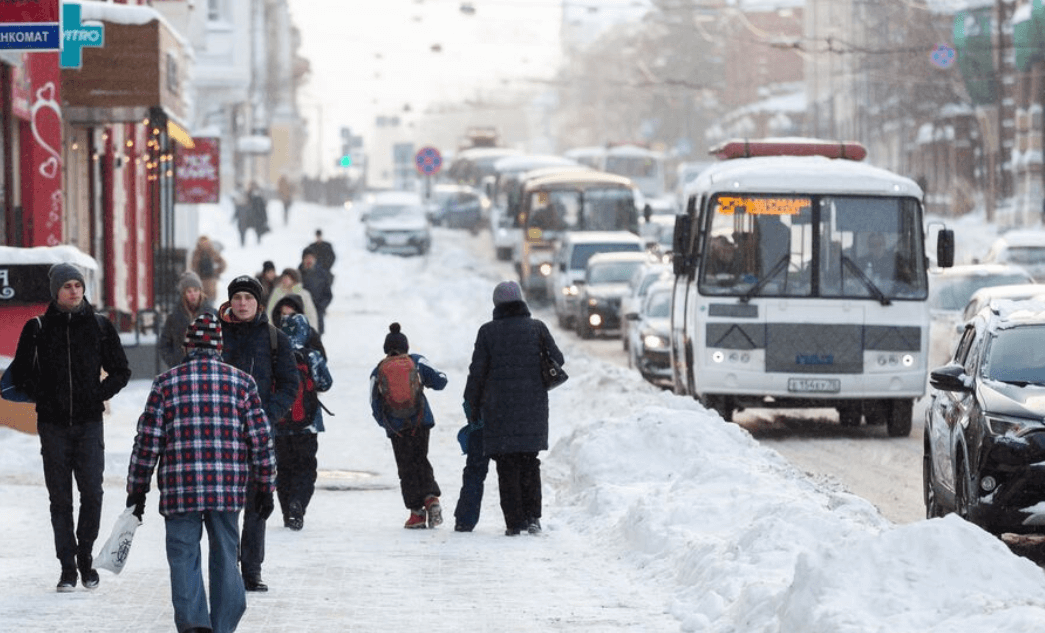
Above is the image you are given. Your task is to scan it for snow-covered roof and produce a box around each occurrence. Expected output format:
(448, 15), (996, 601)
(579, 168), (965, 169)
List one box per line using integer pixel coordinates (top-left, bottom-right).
(79, 1), (189, 49)
(685, 154), (921, 199)
(0, 245), (98, 269)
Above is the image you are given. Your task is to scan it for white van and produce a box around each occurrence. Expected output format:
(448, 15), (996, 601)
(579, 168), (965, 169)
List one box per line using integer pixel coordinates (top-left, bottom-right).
(549, 231), (645, 328)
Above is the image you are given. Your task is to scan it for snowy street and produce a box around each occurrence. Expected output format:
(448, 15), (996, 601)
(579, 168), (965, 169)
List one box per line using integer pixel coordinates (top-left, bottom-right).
(3, 200), (1045, 632)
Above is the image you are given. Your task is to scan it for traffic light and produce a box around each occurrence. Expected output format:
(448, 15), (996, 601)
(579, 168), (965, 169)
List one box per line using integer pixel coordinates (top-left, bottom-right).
(340, 154), (352, 167)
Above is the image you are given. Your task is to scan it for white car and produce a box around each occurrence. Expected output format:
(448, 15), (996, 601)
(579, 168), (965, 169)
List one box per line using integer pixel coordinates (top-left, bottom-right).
(625, 280), (673, 388)
(927, 264), (1034, 368)
(549, 231), (646, 329)
(362, 191), (431, 256)
(620, 261), (671, 351)
(981, 229), (1045, 281)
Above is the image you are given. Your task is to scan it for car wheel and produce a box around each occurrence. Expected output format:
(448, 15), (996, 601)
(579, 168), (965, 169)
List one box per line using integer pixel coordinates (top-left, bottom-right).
(886, 399), (913, 437)
(838, 405), (861, 427)
(702, 395), (733, 422)
(923, 441), (946, 519)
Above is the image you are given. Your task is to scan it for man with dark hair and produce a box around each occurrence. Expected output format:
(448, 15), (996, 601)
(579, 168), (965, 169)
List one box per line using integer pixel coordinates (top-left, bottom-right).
(299, 249), (333, 335)
(7, 263), (131, 591)
(217, 275), (298, 592)
(310, 229), (336, 273)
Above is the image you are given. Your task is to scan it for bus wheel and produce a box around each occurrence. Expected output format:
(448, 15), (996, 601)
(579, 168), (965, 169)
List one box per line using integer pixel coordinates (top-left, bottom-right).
(702, 395), (733, 422)
(838, 405), (861, 427)
(886, 399), (913, 437)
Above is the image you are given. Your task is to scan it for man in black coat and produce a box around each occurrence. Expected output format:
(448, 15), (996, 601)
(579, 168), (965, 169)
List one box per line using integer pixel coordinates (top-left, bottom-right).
(299, 248), (333, 335)
(461, 281), (564, 536)
(8, 263), (131, 591)
(310, 229), (336, 273)
(218, 275), (299, 592)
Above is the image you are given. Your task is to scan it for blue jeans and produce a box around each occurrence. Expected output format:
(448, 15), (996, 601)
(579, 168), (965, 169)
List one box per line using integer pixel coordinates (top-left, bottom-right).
(166, 511), (245, 633)
(453, 427), (488, 530)
(38, 420), (105, 571)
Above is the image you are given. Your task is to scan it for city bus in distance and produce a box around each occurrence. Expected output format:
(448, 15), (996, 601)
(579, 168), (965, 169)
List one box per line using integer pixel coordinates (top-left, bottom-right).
(670, 138), (954, 437)
(516, 170), (640, 299)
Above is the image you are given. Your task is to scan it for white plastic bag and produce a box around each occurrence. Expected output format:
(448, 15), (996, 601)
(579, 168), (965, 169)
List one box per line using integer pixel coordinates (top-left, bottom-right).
(94, 507), (142, 574)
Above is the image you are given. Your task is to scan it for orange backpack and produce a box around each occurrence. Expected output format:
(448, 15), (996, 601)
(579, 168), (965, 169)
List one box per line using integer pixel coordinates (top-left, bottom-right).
(376, 354), (423, 420)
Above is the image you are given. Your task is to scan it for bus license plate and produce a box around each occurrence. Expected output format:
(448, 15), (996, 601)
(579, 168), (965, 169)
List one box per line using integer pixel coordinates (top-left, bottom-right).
(788, 378), (840, 393)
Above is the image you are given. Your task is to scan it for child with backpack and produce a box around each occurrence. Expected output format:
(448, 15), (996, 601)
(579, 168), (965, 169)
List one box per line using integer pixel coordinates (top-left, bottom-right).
(275, 313), (332, 530)
(369, 322), (448, 529)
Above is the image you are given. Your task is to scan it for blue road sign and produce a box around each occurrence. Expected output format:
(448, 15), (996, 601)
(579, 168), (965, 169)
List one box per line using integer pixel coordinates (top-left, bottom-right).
(415, 146), (442, 175)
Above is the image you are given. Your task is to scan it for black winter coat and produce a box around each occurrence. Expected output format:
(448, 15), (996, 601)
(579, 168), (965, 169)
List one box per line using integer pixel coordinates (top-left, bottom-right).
(463, 301), (564, 455)
(10, 301), (131, 425)
(218, 302), (299, 426)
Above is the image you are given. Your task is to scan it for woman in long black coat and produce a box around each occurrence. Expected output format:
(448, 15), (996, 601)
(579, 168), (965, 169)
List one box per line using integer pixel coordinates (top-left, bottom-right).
(462, 280), (564, 535)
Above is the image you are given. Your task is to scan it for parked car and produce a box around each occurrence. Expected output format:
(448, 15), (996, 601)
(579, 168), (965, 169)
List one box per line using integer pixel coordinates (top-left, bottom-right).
(363, 191), (431, 256)
(575, 251), (651, 338)
(962, 283), (1045, 323)
(625, 280), (673, 387)
(425, 184), (488, 231)
(927, 264), (1033, 368)
(620, 260), (671, 352)
(924, 299), (1045, 534)
(981, 229), (1045, 281)
(549, 231), (646, 329)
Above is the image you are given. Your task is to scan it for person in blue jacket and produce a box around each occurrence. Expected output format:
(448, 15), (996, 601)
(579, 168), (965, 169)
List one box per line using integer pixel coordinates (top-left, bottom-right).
(369, 322), (447, 529)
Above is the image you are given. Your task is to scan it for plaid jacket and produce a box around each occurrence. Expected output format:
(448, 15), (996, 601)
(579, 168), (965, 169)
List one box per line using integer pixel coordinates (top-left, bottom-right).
(127, 351), (276, 516)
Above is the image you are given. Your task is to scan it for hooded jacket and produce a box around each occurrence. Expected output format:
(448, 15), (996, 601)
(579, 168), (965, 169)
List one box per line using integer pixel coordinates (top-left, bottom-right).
(462, 300), (563, 455)
(10, 300), (131, 425)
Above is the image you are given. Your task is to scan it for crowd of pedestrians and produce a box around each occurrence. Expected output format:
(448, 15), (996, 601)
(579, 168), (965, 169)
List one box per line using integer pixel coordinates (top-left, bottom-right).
(3, 224), (564, 632)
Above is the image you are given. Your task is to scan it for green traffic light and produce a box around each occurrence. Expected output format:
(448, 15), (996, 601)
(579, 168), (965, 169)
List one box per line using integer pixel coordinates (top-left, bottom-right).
(340, 155), (352, 167)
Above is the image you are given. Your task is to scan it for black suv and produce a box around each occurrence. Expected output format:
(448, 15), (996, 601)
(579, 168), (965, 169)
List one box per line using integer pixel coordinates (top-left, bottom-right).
(924, 300), (1045, 534)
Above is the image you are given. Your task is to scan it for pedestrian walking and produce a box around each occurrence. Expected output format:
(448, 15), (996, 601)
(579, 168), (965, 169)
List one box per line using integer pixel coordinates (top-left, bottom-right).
(191, 235), (226, 300)
(274, 313), (332, 530)
(266, 267), (319, 332)
(299, 248), (333, 334)
(271, 293), (326, 358)
(255, 260), (278, 305)
(159, 271), (216, 369)
(369, 323), (447, 529)
(278, 175), (295, 226)
(6, 263), (131, 590)
(126, 313), (276, 633)
(218, 275), (298, 592)
(310, 229), (336, 273)
(461, 281), (563, 536)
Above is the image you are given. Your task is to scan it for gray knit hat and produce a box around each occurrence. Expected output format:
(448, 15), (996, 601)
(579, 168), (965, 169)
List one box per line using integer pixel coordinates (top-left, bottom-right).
(178, 271), (203, 294)
(492, 280), (523, 306)
(48, 263), (86, 300)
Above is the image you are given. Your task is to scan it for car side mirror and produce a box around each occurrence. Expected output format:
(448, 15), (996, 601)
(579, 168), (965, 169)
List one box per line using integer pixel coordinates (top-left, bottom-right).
(625, 312), (639, 321)
(929, 363), (971, 393)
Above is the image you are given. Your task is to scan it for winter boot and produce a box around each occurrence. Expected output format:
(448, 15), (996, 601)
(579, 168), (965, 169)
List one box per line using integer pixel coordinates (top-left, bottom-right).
(526, 518), (542, 535)
(56, 569), (77, 592)
(287, 501), (304, 531)
(424, 495), (443, 528)
(404, 509), (427, 529)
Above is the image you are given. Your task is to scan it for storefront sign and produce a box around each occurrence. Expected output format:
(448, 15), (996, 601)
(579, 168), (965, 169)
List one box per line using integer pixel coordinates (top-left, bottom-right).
(175, 137), (220, 204)
(0, 0), (61, 51)
(60, 3), (104, 69)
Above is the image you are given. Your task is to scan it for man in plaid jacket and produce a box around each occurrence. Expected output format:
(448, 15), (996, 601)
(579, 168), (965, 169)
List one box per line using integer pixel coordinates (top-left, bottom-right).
(126, 313), (276, 633)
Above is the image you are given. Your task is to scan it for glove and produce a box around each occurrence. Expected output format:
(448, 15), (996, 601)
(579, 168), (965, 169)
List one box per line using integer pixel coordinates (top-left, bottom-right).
(126, 491), (146, 520)
(254, 490), (275, 520)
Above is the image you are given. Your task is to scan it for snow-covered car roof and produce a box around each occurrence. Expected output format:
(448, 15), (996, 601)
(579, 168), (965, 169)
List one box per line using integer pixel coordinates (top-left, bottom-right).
(682, 155), (922, 199)
(493, 154), (578, 173)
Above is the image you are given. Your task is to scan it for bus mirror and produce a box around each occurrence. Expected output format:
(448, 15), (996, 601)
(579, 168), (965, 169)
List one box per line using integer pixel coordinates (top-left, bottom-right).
(936, 229), (954, 268)
(672, 215), (691, 276)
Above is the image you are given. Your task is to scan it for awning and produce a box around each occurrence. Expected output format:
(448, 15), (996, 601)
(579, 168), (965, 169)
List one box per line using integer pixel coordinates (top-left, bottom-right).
(167, 119), (194, 150)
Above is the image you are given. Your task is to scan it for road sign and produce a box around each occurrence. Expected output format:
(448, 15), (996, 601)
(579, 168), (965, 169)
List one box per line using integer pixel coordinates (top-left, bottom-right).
(415, 146), (442, 175)
(930, 43), (955, 70)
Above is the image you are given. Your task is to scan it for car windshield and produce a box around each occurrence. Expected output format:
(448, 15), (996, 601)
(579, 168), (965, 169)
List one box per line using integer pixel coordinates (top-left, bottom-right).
(588, 261), (643, 284)
(371, 204), (420, 220)
(1003, 246), (1045, 266)
(645, 290), (671, 318)
(930, 273), (1033, 311)
(982, 324), (1045, 384)
(569, 243), (641, 270)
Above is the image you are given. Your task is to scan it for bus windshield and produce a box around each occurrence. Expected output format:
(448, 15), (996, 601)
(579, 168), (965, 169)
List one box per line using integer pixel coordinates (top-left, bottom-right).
(698, 194), (927, 301)
(526, 187), (637, 233)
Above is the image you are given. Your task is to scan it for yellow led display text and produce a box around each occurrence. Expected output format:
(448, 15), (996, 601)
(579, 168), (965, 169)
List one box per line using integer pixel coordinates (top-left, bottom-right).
(716, 196), (810, 215)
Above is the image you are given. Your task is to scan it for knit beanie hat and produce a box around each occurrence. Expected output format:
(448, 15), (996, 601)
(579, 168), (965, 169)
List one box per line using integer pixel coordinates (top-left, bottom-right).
(227, 274), (264, 303)
(383, 322), (409, 354)
(49, 263), (86, 300)
(262, 260), (276, 274)
(178, 271), (203, 294)
(184, 313), (222, 354)
(492, 280), (523, 306)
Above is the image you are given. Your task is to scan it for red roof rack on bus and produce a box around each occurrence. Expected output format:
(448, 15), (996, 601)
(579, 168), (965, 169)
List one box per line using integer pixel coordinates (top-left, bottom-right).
(709, 138), (867, 161)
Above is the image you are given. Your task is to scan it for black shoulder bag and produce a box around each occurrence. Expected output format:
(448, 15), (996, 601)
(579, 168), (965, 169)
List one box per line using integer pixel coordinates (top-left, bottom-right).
(535, 322), (568, 391)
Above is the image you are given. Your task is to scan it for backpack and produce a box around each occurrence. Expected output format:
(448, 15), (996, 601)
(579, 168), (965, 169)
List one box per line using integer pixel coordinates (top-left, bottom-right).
(284, 349), (319, 430)
(375, 354), (423, 421)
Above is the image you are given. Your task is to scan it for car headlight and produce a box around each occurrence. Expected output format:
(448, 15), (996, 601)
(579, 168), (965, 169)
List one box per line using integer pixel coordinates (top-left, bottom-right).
(642, 333), (668, 349)
(563, 285), (579, 296)
(985, 414), (1045, 437)
(539, 262), (553, 276)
